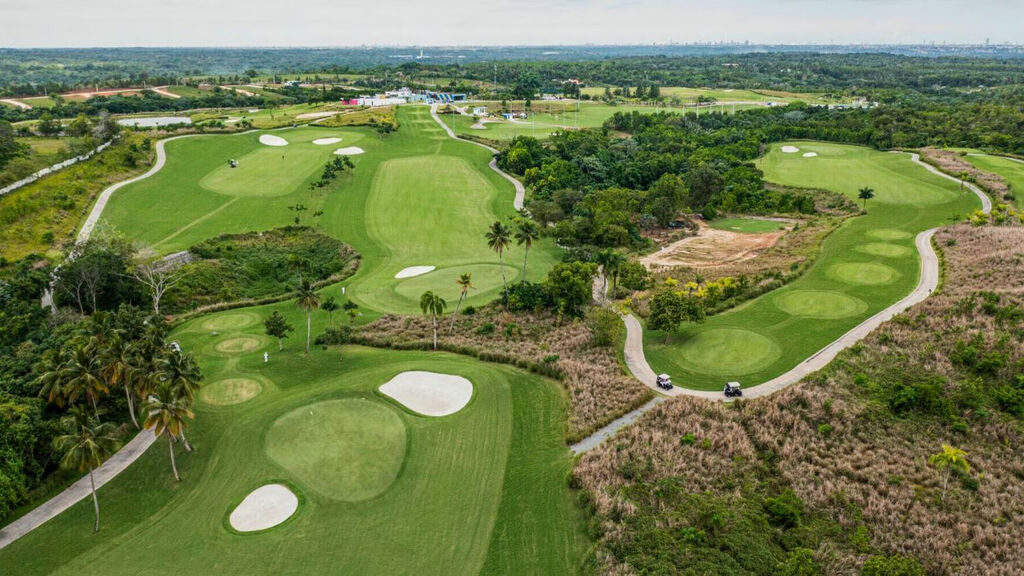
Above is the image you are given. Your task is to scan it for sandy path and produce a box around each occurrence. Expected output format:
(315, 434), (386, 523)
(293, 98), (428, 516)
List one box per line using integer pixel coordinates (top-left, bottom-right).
(429, 104), (524, 210)
(149, 86), (181, 99)
(0, 430), (157, 549)
(223, 86), (256, 97)
(572, 154), (995, 453)
(0, 98), (31, 110)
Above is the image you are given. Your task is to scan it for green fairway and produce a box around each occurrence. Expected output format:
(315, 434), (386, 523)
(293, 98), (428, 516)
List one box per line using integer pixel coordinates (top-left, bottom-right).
(100, 105), (559, 314)
(644, 141), (981, 390)
(961, 153), (1024, 209)
(448, 100), (759, 140)
(0, 302), (587, 575)
(708, 217), (789, 233)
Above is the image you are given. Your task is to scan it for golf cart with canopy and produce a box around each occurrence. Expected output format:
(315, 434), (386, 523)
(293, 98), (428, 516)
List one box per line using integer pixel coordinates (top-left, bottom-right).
(656, 374), (674, 390)
(724, 381), (743, 398)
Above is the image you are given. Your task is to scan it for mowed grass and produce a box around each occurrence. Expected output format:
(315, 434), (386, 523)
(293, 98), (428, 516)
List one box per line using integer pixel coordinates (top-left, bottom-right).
(450, 101), (760, 140)
(0, 302), (587, 575)
(101, 105), (558, 314)
(644, 141), (982, 390)
(708, 217), (789, 233)
(961, 153), (1024, 209)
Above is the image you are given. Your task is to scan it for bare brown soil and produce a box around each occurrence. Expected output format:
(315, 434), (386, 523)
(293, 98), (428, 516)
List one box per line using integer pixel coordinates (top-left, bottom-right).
(641, 221), (788, 269)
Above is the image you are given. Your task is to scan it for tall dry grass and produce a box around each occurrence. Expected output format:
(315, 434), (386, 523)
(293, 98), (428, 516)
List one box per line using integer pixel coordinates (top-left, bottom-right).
(577, 224), (1024, 574)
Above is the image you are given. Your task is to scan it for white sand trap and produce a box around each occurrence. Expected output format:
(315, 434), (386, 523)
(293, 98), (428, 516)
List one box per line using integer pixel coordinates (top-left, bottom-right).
(333, 147), (364, 156)
(296, 111), (341, 120)
(395, 265), (435, 279)
(380, 371), (473, 417)
(312, 137), (342, 145)
(803, 152), (818, 158)
(259, 134), (288, 147)
(781, 146), (800, 154)
(229, 484), (298, 532)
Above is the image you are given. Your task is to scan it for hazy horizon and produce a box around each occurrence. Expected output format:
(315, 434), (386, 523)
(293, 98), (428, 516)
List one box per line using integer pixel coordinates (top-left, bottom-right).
(2, 0), (1022, 48)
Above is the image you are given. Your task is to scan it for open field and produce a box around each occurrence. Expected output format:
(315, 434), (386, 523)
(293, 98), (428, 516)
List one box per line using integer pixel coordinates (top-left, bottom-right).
(0, 302), (587, 575)
(100, 105), (558, 314)
(643, 142), (981, 390)
(579, 86), (840, 105)
(961, 153), (1024, 209)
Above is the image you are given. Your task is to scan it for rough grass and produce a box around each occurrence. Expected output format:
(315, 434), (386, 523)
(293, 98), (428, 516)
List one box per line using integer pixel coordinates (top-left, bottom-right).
(577, 223), (1024, 575)
(0, 134), (154, 260)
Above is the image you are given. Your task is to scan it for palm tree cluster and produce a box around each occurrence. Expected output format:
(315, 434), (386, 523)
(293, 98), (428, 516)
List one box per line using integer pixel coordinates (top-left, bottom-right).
(35, 309), (203, 531)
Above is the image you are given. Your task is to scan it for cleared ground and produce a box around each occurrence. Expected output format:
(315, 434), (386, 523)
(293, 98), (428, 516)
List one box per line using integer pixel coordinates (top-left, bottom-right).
(642, 221), (787, 269)
(0, 302), (587, 575)
(643, 142), (981, 390)
(101, 105), (558, 314)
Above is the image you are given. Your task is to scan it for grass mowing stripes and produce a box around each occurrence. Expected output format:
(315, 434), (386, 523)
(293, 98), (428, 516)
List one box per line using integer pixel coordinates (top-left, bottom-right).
(643, 141), (982, 391)
(0, 301), (587, 575)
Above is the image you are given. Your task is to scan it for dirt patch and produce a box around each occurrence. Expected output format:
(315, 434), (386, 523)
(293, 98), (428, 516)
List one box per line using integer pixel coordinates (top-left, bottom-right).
(642, 222), (787, 269)
(296, 111), (341, 120)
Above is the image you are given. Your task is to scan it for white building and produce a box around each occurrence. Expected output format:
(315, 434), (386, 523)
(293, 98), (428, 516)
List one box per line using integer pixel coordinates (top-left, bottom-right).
(357, 97), (407, 107)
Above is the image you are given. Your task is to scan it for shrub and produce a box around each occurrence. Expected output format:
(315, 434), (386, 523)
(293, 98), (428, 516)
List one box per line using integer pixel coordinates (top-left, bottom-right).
(860, 554), (925, 576)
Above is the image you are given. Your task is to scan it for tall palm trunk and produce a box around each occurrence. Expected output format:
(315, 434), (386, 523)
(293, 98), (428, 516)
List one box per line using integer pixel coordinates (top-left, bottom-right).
(305, 311), (312, 355)
(168, 435), (180, 482)
(431, 312), (438, 350)
(277, 337), (283, 352)
(449, 292), (466, 332)
(124, 385), (139, 429)
(180, 428), (193, 452)
(498, 250), (508, 300)
(90, 469), (100, 533)
(522, 246), (530, 284)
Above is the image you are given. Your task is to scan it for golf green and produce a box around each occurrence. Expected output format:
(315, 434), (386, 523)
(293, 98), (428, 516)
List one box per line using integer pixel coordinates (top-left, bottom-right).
(774, 290), (867, 319)
(828, 262), (899, 285)
(265, 398), (407, 501)
(200, 378), (264, 406)
(676, 329), (781, 376)
(202, 312), (260, 331)
(645, 141), (981, 390)
(213, 336), (266, 354)
(0, 302), (587, 575)
(100, 105), (560, 315)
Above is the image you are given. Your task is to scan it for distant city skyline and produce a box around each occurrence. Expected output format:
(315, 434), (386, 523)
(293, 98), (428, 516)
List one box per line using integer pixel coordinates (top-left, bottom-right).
(2, 0), (1022, 48)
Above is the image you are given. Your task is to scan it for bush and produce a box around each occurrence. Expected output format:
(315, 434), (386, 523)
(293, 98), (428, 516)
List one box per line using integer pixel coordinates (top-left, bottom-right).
(764, 489), (804, 528)
(475, 322), (495, 335)
(588, 307), (623, 347)
(860, 554), (925, 576)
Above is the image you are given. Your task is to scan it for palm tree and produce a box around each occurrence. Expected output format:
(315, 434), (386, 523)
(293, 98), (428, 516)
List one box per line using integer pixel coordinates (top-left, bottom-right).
(929, 444), (970, 501)
(295, 278), (321, 355)
(858, 186), (875, 210)
(513, 220), (540, 283)
(100, 335), (142, 429)
(321, 296), (339, 327)
(449, 273), (474, 332)
(154, 350), (202, 451)
(143, 384), (194, 482)
(958, 171), (969, 192)
(52, 407), (121, 533)
(38, 343), (109, 417)
(420, 291), (447, 350)
(605, 251), (627, 299)
(486, 221), (511, 300)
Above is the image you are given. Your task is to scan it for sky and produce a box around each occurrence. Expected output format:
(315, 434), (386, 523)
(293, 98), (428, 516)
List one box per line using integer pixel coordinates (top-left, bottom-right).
(1, 0), (1021, 47)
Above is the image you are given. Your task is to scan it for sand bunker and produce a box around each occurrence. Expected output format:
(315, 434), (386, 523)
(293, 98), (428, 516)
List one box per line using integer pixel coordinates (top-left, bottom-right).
(803, 152), (818, 158)
(296, 111), (341, 120)
(312, 137), (342, 145)
(259, 134), (288, 147)
(229, 484), (298, 532)
(394, 266), (435, 279)
(781, 146), (800, 154)
(380, 371), (473, 417)
(333, 147), (364, 156)
(642, 222), (786, 269)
